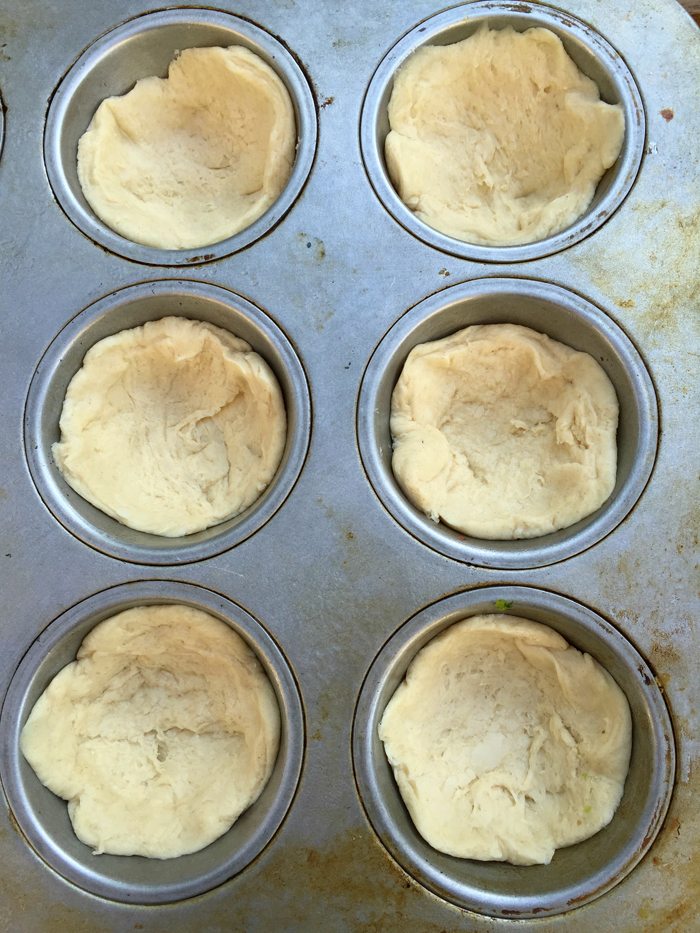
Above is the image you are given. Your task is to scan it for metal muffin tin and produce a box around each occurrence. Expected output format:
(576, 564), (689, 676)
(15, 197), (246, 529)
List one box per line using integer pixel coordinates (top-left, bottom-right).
(353, 585), (674, 918)
(360, 1), (646, 263)
(357, 277), (658, 569)
(24, 279), (311, 564)
(0, 580), (304, 904)
(44, 8), (318, 266)
(1, 0), (698, 929)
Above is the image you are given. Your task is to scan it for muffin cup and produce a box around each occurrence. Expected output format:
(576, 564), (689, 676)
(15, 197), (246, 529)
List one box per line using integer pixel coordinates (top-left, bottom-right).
(352, 585), (675, 919)
(24, 280), (311, 564)
(356, 277), (657, 569)
(0, 580), (305, 905)
(360, 0), (645, 262)
(43, 7), (318, 265)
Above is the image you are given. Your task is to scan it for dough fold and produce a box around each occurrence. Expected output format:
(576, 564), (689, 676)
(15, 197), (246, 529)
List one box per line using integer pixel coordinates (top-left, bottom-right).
(20, 605), (281, 859)
(379, 614), (632, 865)
(390, 323), (618, 539)
(78, 46), (296, 249)
(385, 26), (625, 246)
(53, 316), (287, 537)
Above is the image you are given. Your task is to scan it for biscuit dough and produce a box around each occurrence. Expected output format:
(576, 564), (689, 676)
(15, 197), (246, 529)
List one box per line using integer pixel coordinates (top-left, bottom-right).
(385, 26), (625, 246)
(53, 316), (286, 537)
(391, 323), (618, 539)
(20, 604), (281, 859)
(379, 614), (632, 865)
(77, 46), (296, 249)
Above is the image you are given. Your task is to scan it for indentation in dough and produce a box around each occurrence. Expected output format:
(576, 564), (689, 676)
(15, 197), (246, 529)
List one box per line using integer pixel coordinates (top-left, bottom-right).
(77, 46), (297, 249)
(53, 316), (287, 537)
(20, 604), (281, 859)
(390, 323), (618, 539)
(379, 614), (632, 865)
(385, 26), (625, 246)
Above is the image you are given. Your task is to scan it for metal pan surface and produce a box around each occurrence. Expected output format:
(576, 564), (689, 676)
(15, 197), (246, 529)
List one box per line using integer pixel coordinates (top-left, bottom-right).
(0, 0), (697, 930)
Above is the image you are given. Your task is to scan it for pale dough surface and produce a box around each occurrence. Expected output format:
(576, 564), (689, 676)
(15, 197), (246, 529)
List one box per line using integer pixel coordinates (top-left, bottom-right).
(391, 323), (618, 539)
(379, 614), (632, 865)
(78, 46), (296, 249)
(385, 26), (625, 246)
(53, 316), (286, 537)
(20, 604), (281, 859)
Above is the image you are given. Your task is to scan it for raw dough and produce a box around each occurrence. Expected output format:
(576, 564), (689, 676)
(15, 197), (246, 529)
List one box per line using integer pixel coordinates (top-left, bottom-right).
(391, 323), (618, 539)
(77, 46), (296, 249)
(385, 26), (625, 246)
(53, 316), (286, 537)
(20, 604), (281, 859)
(379, 614), (632, 865)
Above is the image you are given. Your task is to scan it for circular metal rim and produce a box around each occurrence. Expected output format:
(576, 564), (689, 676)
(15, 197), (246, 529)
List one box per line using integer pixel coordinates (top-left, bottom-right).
(43, 7), (318, 266)
(0, 580), (306, 905)
(356, 276), (658, 570)
(359, 0), (646, 263)
(0, 89), (5, 164)
(352, 585), (676, 919)
(23, 280), (312, 565)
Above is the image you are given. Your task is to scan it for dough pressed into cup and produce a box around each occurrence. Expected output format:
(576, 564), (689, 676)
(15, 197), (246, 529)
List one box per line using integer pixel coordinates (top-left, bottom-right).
(20, 604), (281, 859)
(379, 614), (632, 865)
(77, 46), (296, 249)
(385, 26), (625, 246)
(53, 316), (287, 537)
(390, 322), (618, 539)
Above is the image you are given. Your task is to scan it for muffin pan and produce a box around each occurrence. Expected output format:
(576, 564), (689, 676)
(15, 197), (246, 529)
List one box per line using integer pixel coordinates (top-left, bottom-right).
(360, 1), (645, 263)
(24, 280), (311, 564)
(44, 8), (318, 265)
(357, 277), (658, 569)
(0, 581), (304, 904)
(1, 0), (697, 929)
(353, 585), (674, 918)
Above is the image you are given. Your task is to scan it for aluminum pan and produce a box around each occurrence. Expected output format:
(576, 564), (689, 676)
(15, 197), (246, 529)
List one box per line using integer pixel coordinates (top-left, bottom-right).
(0, 580), (305, 904)
(353, 585), (675, 918)
(359, 1), (646, 263)
(44, 8), (318, 266)
(0, 0), (697, 929)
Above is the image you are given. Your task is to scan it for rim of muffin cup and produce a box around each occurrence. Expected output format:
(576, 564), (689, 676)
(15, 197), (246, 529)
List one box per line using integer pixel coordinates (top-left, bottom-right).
(43, 7), (318, 265)
(24, 280), (311, 565)
(0, 89), (4, 164)
(360, 0), (646, 263)
(356, 276), (658, 570)
(352, 585), (675, 919)
(0, 580), (305, 905)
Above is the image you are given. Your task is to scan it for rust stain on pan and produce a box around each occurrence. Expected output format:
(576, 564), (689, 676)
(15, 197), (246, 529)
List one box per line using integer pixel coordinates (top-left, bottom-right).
(211, 827), (452, 931)
(660, 108), (674, 121)
(632, 766), (699, 931)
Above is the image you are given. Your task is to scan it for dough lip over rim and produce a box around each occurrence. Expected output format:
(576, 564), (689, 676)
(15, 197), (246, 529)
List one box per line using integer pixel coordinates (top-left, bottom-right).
(384, 25), (626, 248)
(52, 316), (288, 538)
(390, 322), (619, 540)
(76, 45), (297, 250)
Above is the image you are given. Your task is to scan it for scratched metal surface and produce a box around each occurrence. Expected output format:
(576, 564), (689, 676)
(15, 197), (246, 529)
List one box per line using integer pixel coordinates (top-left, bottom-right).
(0, 0), (698, 930)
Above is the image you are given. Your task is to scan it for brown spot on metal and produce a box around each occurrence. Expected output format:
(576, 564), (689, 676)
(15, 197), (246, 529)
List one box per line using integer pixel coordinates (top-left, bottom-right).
(660, 108), (674, 121)
(225, 827), (441, 930)
(320, 96), (335, 109)
(184, 253), (215, 263)
(616, 298), (635, 309)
